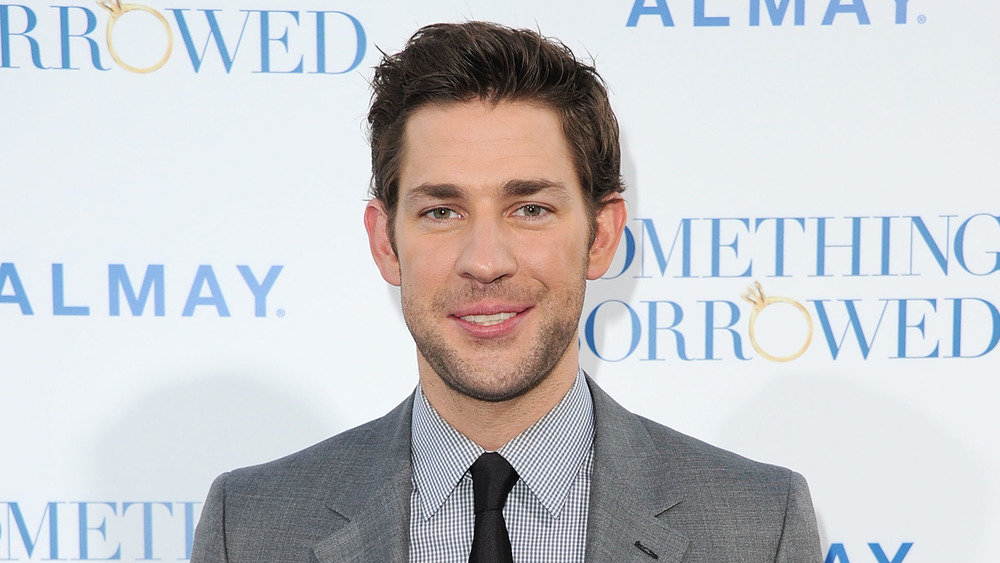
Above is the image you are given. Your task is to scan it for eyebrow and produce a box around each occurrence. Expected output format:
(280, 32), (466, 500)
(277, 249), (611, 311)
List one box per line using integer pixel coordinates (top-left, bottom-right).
(404, 183), (466, 203)
(500, 179), (570, 199)
(403, 179), (570, 204)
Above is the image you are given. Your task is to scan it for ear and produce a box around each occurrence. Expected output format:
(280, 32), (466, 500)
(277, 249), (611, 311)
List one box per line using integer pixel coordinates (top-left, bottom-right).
(586, 197), (627, 280)
(364, 199), (401, 286)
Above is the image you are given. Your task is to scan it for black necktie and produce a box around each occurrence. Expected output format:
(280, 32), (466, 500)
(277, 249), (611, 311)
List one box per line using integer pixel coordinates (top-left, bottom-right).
(468, 452), (519, 563)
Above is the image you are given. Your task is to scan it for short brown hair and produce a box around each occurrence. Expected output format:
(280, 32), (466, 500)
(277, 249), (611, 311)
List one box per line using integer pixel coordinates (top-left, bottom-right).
(367, 21), (624, 241)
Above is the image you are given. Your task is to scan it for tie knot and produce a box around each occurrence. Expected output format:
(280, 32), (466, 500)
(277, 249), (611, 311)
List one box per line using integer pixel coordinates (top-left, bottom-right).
(469, 452), (519, 514)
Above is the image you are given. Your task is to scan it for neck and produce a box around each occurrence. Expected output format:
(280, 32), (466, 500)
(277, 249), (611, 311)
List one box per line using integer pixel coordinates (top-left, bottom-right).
(418, 353), (579, 451)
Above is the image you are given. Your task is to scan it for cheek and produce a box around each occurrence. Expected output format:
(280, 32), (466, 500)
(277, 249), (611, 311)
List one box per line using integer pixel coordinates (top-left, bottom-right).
(398, 242), (453, 284)
(519, 238), (589, 281)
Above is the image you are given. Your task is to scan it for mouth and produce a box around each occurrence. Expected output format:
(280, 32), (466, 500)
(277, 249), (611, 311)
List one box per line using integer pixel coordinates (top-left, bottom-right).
(459, 312), (517, 326)
(451, 303), (530, 336)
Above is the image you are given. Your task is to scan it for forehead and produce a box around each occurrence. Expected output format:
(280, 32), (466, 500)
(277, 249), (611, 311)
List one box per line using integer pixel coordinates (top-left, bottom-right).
(397, 100), (579, 196)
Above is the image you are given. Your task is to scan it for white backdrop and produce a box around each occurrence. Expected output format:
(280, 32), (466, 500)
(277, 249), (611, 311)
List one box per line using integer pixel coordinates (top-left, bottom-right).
(2, 1), (998, 561)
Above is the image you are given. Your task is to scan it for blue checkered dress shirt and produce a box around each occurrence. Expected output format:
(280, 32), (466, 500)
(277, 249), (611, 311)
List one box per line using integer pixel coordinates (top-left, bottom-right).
(409, 370), (595, 562)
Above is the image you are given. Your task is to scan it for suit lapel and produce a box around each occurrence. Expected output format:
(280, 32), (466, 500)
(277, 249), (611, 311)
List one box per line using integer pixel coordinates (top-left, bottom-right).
(585, 378), (690, 563)
(313, 396), (414, 563)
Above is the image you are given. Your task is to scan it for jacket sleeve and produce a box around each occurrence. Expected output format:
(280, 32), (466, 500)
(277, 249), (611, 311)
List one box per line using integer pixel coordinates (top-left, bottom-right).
(776, 471), (823, 563)
(190, 473), (231, 563)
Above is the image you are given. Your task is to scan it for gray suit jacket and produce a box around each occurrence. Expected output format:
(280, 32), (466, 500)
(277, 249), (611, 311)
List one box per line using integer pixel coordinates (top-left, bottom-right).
(191, 378), (821, 562)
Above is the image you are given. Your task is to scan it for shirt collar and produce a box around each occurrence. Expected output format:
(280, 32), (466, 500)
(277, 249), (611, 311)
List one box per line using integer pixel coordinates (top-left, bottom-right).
(410, 370), (595, 521)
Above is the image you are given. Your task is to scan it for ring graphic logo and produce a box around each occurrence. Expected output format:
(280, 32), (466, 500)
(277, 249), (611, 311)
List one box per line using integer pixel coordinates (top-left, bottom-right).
(0, 263), (283, 318)
(583, 213), (1000, 362)
(0, 2), (365, 74)
(626, 0), (923, 27)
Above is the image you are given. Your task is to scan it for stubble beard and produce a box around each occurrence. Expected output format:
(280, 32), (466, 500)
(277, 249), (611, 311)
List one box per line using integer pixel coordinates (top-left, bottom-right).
(401, 278), (585, 403)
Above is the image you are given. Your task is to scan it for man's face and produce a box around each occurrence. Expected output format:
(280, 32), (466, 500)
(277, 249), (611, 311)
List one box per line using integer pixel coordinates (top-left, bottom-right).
(365, 100), (624, 402)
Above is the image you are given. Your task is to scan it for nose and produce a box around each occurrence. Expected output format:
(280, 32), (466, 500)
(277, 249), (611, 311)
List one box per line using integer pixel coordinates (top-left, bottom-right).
(455, 216), (517, 284)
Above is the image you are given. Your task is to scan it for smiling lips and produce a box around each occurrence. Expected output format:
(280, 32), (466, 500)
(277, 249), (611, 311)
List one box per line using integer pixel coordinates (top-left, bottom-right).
(460, 312), (517, 326)
(452, 302), (531, 335)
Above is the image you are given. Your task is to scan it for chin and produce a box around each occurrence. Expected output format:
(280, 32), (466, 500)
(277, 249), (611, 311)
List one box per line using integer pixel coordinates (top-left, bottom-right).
(439, 367), (551, 403)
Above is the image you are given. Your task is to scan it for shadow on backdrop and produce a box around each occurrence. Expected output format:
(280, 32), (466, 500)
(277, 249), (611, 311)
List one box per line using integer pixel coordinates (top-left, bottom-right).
(715, 373), (994, 560)
(93, 374), (333, 499)
(583, 130), (642, 383)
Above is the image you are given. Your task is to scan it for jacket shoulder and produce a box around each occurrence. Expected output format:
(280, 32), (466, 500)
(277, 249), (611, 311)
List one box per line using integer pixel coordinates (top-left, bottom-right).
(223, 400), (408, 493)
(190, 396), (414, 563)
(639, 414), (796, 485)
(587, 379), (821, 561)
(633, 415), (821, 561)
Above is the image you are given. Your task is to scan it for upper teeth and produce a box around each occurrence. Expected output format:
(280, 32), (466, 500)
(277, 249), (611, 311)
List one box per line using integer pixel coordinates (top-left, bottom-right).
(461, 312), (516, 326)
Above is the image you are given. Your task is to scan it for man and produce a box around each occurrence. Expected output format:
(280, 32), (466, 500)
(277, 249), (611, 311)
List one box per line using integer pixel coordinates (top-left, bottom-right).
(191, 21), (822, 562)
